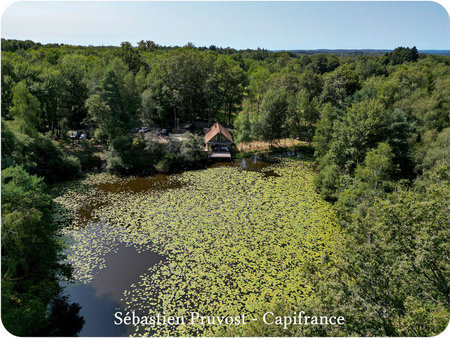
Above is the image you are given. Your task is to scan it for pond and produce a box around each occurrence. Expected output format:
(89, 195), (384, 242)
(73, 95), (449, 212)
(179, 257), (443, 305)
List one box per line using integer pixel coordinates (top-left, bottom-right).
(54, 157), (338, 336)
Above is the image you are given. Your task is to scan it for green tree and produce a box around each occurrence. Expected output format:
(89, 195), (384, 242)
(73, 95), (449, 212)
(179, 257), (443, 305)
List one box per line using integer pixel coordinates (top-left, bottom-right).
(329, 98), (387, 171)
(145, 48), (213, 123)
(1, 58), (15, 119)
(325, 175), (449, 336)
(336, 143), (395, 217)
(247, 64), (271, 113)
(321, 65), (361, 107)
(286, 89), (320, 142)
(214, 56), (246, 124)
(389, 46), (419, 65)
(119, 41), (144, 73)
(298, 70), (323, 99)
(419, 127), (450, 173)
(313, 103), (339, 159)
(105, 134), (134, 174)
(97, 68), (122, 118)
(139, 88), (165, 127)
(33, 67), (66, 135)
(1, 120), (18, 169)
(255, 88), (289, 146)
(384, 108), (414, 178)
(58, 54), (89, 129)
(10, 82), (41, 136)
(354, 142), (394, 190)
(234, 108), (254, 148)
(1, 166), (82, 335)
(309, 54), (339, 74)
(85, 94), (117, 142)
(314, 154), (342, 201)
(178, 133), (208, 169)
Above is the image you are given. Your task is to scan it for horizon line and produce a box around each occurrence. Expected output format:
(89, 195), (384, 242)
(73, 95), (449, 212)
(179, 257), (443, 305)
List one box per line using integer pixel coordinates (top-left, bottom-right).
(2, 38), (449, 52)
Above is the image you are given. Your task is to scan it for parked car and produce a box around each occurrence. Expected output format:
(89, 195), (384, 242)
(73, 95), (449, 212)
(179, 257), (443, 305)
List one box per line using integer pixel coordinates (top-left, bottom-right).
(70, 131), (80, 140)
(130, 127), (140, 133)
(160, 128), (170, 136)
(139, 127), (150, 133)
(79, 132), (88, 140)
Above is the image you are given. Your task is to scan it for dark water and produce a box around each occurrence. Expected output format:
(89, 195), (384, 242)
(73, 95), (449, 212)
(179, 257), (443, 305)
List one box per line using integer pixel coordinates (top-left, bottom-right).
(210, 157), (280, 177)
(96, 174), (186, 194)
(77, 197), (108, 223)
(65, 244), (164, 336)
(64, 157), (277, 336)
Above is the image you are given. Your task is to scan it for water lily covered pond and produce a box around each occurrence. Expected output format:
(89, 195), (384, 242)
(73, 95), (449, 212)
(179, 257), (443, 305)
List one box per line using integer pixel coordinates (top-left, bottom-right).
(53, 158), (339, 336)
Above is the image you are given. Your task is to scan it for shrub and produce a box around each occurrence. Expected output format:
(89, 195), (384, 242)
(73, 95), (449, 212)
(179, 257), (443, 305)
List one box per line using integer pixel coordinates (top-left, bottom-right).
(155, 153), (178, 174)
(105, 135), (133, 174)
(76, 150), (104, 172)
(178, 133), (208, 169)
(5, 132), (81, 183)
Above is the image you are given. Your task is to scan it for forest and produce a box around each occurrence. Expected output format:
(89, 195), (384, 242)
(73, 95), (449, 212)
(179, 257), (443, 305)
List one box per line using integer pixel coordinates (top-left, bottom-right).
(1, 39), (449, 336)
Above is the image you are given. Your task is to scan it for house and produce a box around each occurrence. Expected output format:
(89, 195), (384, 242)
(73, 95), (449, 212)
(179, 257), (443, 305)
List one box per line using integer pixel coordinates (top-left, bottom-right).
(204, 122), (233, 160)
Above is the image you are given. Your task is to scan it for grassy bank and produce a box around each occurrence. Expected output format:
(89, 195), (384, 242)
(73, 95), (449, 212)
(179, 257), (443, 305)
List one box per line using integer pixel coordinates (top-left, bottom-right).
(235, 138), (315, 162)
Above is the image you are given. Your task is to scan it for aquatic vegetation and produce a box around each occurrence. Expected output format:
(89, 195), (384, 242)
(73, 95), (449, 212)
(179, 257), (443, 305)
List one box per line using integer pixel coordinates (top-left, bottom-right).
(55, 159), (339, 336)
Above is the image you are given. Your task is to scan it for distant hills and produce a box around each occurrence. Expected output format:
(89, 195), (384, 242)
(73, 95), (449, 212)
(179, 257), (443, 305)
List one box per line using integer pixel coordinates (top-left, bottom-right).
(281, 49), (450, 57)
(419, 50), (450, 56)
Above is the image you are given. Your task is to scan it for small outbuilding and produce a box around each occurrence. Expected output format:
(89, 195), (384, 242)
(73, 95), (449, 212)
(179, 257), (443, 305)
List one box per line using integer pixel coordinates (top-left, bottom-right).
(204, 122), (233, 160)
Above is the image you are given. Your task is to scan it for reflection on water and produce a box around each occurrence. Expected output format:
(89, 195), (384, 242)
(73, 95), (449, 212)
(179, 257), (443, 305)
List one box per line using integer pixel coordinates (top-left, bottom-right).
(95, 157), (279, 197)
(64, 282), (126, 337)
(241, 157), (246, 169)
(209, 157), (280, 178)
(91, 244), (164, 301)
(77, 197), (108, 223)
(96, 174), (185, 194)
(64, 243), (164, 337)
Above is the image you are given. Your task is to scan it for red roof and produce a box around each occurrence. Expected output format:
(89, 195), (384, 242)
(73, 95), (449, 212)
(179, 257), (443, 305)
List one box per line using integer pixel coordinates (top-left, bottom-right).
(204, 122), (233, 144)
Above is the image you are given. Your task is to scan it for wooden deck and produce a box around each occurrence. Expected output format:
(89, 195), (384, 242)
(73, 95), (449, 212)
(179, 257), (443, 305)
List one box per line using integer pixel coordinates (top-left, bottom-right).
(208, 151), (232, 159)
